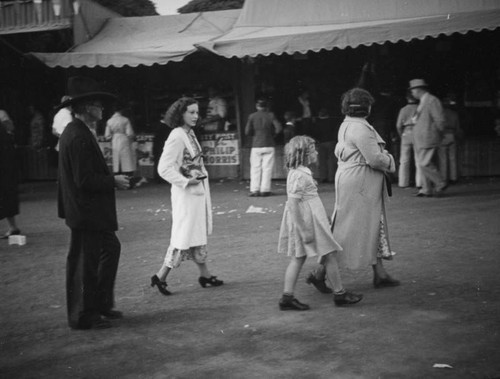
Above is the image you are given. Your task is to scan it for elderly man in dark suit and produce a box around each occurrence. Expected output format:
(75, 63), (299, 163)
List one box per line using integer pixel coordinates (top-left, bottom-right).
(58, 77), (129, 330)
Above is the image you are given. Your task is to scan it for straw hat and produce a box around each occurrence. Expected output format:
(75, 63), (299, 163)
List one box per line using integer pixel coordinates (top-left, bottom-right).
(56, 77), (116, 110)
(408, 79), (429, 90)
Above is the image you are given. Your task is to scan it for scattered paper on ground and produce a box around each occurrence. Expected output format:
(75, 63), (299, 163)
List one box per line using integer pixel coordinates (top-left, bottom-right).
(433, 363), (453, 369)
(245, 205), (267, 214)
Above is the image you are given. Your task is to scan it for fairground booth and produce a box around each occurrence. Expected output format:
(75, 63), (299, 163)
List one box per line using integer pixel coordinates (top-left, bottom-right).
(3, 0), (500, 180)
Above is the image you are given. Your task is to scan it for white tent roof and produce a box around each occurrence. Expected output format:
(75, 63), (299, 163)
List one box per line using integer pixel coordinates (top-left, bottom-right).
(32, 9), (240, 68)
(198, 0), (500, 58)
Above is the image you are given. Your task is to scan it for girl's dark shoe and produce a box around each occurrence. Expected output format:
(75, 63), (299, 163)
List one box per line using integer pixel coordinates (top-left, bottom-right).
(199, 276), (224, 288)
(0, 229), (21, 239)
(150, 275), (172, 295)
(305, 272), (333, 294)
(333, 291), (363, 306)
(373, 274), (401, 288)
(279, 295), (310, 311)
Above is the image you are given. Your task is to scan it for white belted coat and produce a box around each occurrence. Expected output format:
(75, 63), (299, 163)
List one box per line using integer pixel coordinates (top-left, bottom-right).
(158, 127), (212, 250)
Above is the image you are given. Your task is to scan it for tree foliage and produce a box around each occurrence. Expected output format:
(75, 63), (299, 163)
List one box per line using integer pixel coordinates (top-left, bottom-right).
(178, 0), (244, 14)
(94, 0), (158, 17)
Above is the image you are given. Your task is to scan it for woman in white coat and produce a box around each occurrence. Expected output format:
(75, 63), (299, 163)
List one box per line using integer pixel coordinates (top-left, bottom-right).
(150, 97), (223, 295)
(105, 109), (136, 175)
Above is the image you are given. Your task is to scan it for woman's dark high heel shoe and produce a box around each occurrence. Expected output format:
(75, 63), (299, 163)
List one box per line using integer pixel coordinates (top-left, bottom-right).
(151, 275), (171, 296)
(0, 229), (20, 239)
(373, 274), (401, 288)
(198, 276), (224, 288)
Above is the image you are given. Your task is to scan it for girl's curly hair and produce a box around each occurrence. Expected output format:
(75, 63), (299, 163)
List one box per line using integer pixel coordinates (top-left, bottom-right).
(284, 135), (316, 169)
(164, 97), (199, 128)
(341, 87), (375, 118)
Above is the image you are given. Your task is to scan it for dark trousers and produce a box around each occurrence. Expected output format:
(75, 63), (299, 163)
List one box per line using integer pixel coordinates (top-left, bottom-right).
(66, 229), (121, 329)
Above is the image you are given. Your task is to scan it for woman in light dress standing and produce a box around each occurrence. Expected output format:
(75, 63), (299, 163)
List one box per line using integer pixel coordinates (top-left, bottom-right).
(105, 108), (136, 176)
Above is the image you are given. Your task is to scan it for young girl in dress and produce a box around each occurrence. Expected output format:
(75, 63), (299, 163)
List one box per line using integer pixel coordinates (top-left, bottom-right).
(278, 136), (363, 310)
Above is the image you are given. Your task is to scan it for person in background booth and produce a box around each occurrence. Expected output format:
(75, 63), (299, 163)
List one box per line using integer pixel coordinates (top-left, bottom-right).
(439, 93), (463, 185)
(312, 107), (338, 183)
(0, 109), (21, 239)
(28, 105), (47, 151)
(203, 86), (229, 132)
(245, 99), (282, 197)
(52, 96), (73, 152)
(105, 107), (136, 177)
(152, 109), (173, 183)
(396, 91), (422, 188)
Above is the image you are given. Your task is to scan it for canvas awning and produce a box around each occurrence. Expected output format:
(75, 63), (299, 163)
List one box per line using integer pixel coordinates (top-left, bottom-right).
(198, 0), (500, 58)
(31, 9), (240, 68)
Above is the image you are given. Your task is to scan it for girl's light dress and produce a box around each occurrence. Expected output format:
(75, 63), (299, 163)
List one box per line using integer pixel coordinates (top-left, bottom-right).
(278, 166), (342, 258)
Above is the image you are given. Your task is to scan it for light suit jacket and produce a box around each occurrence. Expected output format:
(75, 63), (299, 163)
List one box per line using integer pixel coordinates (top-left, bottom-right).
(413, 93), (445, 149)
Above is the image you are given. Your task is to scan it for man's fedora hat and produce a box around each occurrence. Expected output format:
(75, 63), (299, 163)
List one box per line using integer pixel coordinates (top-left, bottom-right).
(56, 76), (116, 110)
(408, 79), (429, 90)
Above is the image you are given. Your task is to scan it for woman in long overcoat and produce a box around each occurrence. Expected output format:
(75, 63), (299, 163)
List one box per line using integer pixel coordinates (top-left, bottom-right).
(332, 88), (400, 287)
(0, 112), (21, 238)
(105, 109), (136, 175)
(150, 97), (223, 295)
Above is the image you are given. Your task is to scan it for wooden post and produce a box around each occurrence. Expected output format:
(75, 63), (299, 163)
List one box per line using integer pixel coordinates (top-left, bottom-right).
(232, 58), (255, 179)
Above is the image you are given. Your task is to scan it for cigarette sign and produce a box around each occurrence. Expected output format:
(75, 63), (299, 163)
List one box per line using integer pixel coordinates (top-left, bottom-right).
(199, 133), (239, 166)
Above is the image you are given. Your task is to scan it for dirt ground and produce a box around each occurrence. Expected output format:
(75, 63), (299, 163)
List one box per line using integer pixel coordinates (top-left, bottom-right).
(1, 177), (500, 379)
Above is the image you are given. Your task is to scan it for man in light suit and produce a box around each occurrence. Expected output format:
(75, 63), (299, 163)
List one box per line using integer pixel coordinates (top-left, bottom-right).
(58, 77), (129, 330)
(409, 79), (447, 197)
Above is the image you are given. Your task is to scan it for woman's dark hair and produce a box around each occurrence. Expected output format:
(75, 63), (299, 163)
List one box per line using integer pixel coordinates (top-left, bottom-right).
(341, 88), (375, 118)
(164, 97), (199, 128)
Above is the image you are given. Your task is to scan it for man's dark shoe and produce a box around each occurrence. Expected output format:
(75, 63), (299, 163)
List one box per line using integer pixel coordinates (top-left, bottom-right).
(279, 295), (310, 311)
(100, 310), (123, 319)
(248, 191), (260, 197)
(333, 291), (363, 306)
(72, 316), (112, 330)
(306, 272), (333, 294)
(414, 192), (432, 197)
(260, 192), (272, 197)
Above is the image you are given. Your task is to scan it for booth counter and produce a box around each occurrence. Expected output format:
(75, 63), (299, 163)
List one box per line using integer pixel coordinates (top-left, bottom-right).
(97, 132), (241, 180)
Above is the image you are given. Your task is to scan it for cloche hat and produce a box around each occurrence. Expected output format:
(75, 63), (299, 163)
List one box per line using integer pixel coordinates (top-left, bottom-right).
(408, 79), (429, 90)
(56, 76), (116, 110)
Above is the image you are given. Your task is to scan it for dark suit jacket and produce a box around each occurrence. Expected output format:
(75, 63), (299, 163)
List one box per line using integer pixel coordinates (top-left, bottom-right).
(58, 118), (118, 231)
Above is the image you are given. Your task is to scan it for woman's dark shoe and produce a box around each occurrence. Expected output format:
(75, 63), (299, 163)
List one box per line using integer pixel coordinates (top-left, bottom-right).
(150, 275), (172, 295)
(199, 276), (224, 288)
(279, 295), (310, 311)
(100, 309), (123, 319)
(333, 291), (363, 306)
(305, 272), (333, 294)
(373, 274), (401, 288)
(0, 229), (21, 239)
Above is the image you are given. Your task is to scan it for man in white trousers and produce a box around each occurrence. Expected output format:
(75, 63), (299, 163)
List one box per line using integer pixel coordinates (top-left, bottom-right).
(245, 99), (282, 197)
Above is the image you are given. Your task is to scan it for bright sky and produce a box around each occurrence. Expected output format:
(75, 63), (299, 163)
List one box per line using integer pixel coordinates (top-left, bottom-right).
(152, 0), (191, 15)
